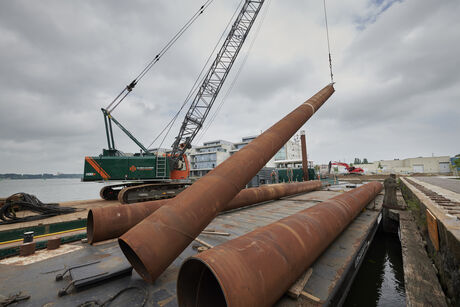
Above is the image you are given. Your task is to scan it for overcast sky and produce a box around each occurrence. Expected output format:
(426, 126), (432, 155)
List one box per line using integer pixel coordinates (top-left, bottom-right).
(0, 0), (458, 174)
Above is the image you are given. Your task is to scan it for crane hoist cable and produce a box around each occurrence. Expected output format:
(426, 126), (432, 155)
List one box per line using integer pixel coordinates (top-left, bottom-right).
(323, 0), (334, 83)
(147, 0), (245, 150)
(196, 0), (331, 145)
(104, 0), (215, 115)
(151, 0), (330, 152)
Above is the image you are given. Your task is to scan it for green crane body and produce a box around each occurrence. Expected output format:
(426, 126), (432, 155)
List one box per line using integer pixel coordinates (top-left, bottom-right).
(83, 155), (170, 182)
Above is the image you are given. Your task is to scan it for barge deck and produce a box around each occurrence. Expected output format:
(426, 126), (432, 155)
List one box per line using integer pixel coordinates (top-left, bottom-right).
(0, 188), (383, 306)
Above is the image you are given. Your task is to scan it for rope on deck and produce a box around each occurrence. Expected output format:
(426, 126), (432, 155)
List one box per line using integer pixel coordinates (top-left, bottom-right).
(0, 193), (83, 225)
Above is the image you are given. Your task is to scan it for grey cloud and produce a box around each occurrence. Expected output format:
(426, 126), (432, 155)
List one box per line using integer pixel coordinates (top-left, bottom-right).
(0, 0), (458, 174)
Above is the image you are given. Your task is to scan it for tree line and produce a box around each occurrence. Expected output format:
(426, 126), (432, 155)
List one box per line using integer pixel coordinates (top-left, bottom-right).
(353, 158), (369, 165)
(0, 173), (81, 179)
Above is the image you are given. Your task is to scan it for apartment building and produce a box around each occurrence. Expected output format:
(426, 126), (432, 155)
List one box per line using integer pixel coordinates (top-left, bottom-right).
(188, 134), (302, 178)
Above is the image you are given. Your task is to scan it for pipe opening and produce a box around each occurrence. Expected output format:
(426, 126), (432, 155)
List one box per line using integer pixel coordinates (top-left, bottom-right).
(177, 258), (227, 307)
(87, 210), (95, 244)
(118, 238), (152, 283)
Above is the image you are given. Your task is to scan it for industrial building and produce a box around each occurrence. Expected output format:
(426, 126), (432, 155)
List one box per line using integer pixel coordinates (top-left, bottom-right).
(353, 156), (452, 174)
(451, 157), (460, 176)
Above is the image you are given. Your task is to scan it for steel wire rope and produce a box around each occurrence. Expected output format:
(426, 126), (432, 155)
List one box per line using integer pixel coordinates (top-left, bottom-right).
(0, 193), (83, 224)
(77, 286), (148, 307)
(202, 0), (332, 142)
(151, 0), (245, 151)
(147, 0), (245, 151)
(195, 0), (273, 144)
(323, 0), (334, 83)
(105, 0), (215, 114)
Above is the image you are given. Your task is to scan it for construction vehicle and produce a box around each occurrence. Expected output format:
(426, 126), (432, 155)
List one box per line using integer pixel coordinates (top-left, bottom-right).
(328, 161), (364, 174)
(83, 0), (266, 203)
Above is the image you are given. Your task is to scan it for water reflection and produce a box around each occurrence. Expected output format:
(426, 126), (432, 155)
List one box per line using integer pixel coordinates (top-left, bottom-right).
(344, 230), (405, 307)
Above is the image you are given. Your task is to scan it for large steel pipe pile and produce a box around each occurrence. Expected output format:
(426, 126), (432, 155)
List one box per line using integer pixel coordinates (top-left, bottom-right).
(223, 180), (322, 211)
(87, 181), (322, 244)
(87, 199), (169, 244)
(119, 84), (334, 283)
(300, 130), (309, 181)
(177, 182), (383, 307)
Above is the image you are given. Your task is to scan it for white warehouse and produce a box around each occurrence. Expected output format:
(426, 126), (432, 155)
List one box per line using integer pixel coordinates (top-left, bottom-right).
(354, 156), (452, 174)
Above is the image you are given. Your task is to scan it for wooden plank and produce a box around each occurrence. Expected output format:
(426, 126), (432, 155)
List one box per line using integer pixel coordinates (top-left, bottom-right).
(300, 290), (321, 303)
(287, 268), (313, 299)
(194, 238), (213, 249)
(201, 230), (231, 236)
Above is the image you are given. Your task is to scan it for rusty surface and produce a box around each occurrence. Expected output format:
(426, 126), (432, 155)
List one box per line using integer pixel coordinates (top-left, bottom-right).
(46, 237), (61, 250)
(19, 242), (36, 256)
(0, 193), (329, 306)
(177, 182), (383, 307)
(224, 181), (321, 211)
(426, 208), (440, 251)
(118, 84), (335, 283)
(293, 195), (383, 306)
(0, 189), (383, 306)
(300, 130), (309, 181)
(88, 181), (321, 244)
(87, 199), (168, 244)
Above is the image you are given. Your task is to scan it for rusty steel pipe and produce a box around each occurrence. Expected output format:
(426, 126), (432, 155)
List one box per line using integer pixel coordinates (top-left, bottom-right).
(300, 130), (309, 181)
(177, 182), (383, 307)
(224, 180), (322, 211)
(88, 180), (322, 244)
(119, 84), (335, 283)
(87, 199), (169, 244)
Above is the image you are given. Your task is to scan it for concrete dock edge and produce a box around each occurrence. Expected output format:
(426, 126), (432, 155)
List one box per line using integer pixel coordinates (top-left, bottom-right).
(399, 210), (448, 306)
(400, 177), (459, 306)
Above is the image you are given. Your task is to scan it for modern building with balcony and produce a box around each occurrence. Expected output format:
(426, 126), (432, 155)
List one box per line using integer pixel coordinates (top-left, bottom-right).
(188, 134), (303, 180)
(188, 140), (233, 177)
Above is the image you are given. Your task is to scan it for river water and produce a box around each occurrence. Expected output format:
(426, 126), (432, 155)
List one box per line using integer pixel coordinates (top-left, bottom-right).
(0, 179), (406, 305)
(344, 230), (406, 306)
(0, 178), (105, 202)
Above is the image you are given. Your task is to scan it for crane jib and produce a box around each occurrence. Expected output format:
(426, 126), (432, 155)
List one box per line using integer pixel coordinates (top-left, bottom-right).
(170, 0), (265, 168)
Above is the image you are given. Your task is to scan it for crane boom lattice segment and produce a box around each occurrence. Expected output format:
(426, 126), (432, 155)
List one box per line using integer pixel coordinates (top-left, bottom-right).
(171, 0), (265, 165)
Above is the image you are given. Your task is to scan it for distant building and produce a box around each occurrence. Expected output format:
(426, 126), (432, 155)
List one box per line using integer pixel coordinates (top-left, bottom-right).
(274, 159), (314, 169)
(273, 137), (302, 163)
(354, 156), (452, 174)
(229, 135), (257, 156)
(318, 164), (331, 174)
(188, 140), (233, 177)
(188, 134), (303, 178)
(451, 157), (460, 176)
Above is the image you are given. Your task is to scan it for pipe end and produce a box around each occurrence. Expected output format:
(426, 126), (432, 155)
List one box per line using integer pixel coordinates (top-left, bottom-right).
(118, 237), (154, 283)
(178, 258), (228, 307)
(87, 210), (95, 244)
